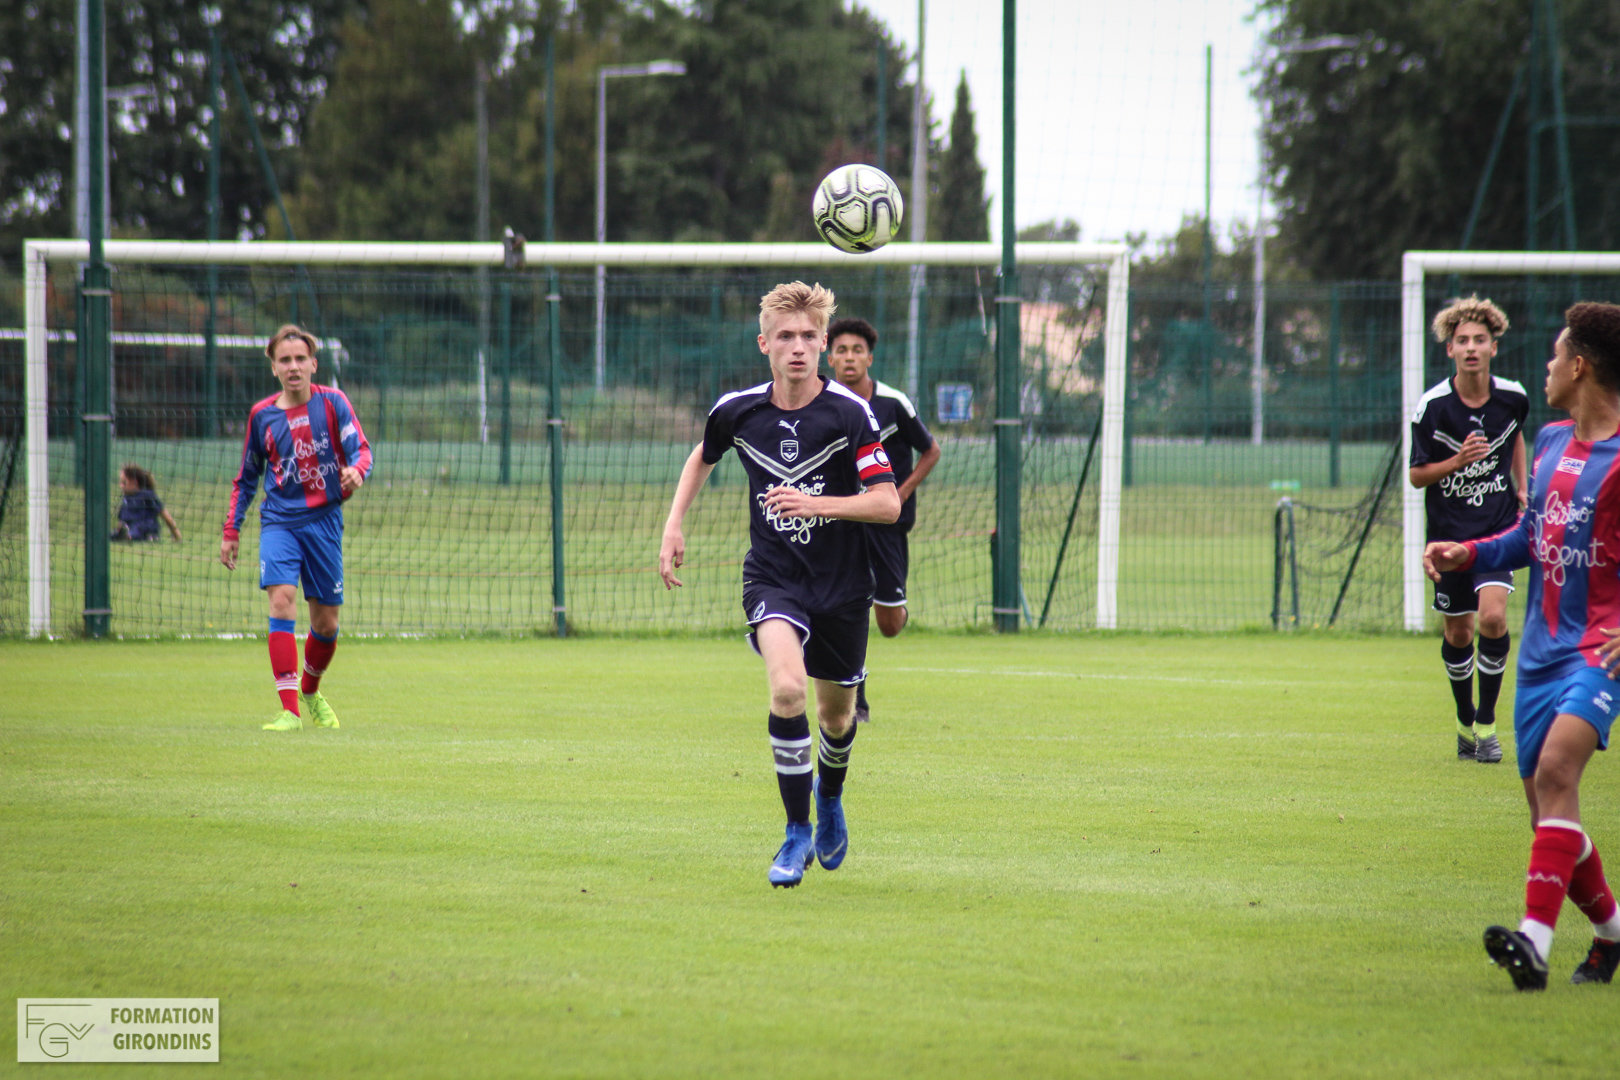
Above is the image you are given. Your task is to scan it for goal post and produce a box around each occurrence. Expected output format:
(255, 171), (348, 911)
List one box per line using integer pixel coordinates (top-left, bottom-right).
(21, 237), (1128, 637)
(1400, 250), (1620, 631)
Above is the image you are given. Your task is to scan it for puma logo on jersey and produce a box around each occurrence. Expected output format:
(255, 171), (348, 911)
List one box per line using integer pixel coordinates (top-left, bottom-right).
(778, 419), (801, 435)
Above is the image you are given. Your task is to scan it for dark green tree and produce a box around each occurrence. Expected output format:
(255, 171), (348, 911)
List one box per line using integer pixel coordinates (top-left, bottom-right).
(287, 0), (923, 243)
(933, 71), (988, 243)
(1258, 0), (1620, 280)
(0, 0), (359, 267)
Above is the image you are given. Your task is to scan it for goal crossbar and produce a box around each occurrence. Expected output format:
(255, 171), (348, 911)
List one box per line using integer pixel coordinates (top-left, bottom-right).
(23, 238), (1130, 636)
(1400, 250), (1620, 631)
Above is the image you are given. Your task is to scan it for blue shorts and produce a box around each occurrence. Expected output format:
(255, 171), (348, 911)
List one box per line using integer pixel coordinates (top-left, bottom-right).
(741, 582), (870, 686)
(1513, 665), (1616, 778)
(869, 523), (911, 608)
(258, 513), (345, 606)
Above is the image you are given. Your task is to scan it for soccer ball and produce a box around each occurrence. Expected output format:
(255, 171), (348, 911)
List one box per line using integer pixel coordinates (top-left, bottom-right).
(812, 164), (904, 253)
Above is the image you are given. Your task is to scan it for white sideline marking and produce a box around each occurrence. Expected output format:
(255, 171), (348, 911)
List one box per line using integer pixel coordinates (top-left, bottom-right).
(888, 665), (1346, 688)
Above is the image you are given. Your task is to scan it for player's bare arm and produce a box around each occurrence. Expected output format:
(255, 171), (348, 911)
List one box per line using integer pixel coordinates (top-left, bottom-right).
(1422, 541), (1470, 581)
(1409, 433), (1492, 488)
(659, 443), (717, 589)
(897, 438), (941, 503)
(763, 481), (899, 524)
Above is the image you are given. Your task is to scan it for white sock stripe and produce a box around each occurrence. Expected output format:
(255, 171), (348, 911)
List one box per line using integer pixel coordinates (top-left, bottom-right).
(818, 743), (853, 767)
(302, 662), (327, 677)
(1540, 818), (1584, 836)
(1476, 654), (1508, 675)
(1445, 660), (1476, 679)
(774, 762), (815, 775)
(769, 735), (813, 748)
(1579, 834), (1595, 863)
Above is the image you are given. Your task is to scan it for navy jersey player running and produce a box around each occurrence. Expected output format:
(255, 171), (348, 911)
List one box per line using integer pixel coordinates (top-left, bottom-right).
(1410, 296), (1528, 762)
(221, 325), (372, 732)
(659, 282), (900, 888)
(1427, 302), (1620, 990)
(827, 316), (941, 724)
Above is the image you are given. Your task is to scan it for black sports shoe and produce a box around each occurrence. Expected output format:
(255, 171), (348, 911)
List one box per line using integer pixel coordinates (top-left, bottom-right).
(1475, 733), (1504, 763)
(1484, 925), (1549, 991)
(1458, 733), (1478, 761)
(1571, 938), (1620, 985)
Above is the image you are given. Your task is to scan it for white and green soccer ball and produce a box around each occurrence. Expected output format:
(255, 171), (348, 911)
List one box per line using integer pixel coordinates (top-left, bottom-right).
(811, 164), (904, 253)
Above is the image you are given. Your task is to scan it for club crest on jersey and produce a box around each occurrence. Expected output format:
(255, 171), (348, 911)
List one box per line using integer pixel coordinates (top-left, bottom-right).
(780, 440), (799, 462)
(1557, 457), (1587, 476)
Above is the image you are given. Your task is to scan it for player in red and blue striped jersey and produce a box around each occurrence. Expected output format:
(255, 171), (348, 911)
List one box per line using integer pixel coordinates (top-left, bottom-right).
(220, 325), (372, 732)
(659, 282), (899, 888)
(1426, 302), (1620, 989)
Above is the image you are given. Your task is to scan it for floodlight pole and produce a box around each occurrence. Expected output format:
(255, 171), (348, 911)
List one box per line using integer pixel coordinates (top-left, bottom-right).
(595, 60), (685, 394)
(992, 0), (1020, 633)
(82, 0), (111, 638)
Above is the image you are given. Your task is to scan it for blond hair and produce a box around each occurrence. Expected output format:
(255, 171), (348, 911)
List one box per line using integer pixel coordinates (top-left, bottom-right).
(1431, 296), (1509, 343)
(265, 324), (319, 361)
(758, 281), (836, 336)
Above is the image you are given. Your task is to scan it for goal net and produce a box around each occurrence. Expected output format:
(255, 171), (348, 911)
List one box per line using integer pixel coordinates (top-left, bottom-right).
(1399, 252), (1620, 630)
(7, 239), (1128, 637)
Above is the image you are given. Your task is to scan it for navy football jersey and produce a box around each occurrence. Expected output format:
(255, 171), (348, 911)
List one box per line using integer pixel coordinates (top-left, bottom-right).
(702, 378), (897, 610)
(866, 379), (935, 528)
(1409, 375), (1529, 542)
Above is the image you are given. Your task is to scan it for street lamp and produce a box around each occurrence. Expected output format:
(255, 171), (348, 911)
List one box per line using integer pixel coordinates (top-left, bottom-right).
(1252, 35), (1359, 445)
(595, 59), (686, 393)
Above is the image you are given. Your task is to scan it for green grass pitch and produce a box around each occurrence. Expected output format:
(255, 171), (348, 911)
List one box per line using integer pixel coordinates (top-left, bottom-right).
(4, 631), (1616, 1078)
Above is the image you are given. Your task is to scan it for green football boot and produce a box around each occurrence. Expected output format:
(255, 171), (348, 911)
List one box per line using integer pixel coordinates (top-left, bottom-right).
(299, 691), (340, 729)
(262, 709), (302, 731)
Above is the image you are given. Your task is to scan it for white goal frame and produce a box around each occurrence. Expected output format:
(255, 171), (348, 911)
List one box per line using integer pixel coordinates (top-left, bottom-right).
(1400, 250), (1620, 631)
(22, 238), (1129, 636)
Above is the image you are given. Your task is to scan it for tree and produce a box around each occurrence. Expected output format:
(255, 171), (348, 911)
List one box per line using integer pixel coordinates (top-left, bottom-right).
(287, 0), (477, 240)
(1258, 0), (1620, 280)
(0, 0), (359, 268)
(287, 0), (926, 244)
(933, 71), (987, 243)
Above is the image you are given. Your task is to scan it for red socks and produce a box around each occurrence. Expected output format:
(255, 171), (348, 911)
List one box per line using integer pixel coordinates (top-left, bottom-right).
(1568, 832), (1620, 931)
(1525, 820), (1586, 931)
(301, 631), (338, 694)
(268, 626), (300, 714)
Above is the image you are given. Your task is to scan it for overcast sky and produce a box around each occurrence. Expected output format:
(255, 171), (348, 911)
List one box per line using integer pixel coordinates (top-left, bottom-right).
(853, 0), (1272, 247)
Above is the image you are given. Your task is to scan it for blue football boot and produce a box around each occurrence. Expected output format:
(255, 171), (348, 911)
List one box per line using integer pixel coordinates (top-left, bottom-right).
(813, 776), (848, 870)
(768, 822), (815, 888)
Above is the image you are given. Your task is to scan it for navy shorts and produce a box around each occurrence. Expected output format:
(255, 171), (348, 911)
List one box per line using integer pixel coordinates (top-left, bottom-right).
(1433, 568), (1512, 616)
(869, 523), (911, 608)
(259, 513), (345, 606)
(1513, 664), (1616, 779)
(742, 581), (870, 686)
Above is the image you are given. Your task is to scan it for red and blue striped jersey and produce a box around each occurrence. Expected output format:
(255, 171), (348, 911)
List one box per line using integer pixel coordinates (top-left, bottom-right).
(223, 385), (373, 540)
(1464, 420), (1620, 679)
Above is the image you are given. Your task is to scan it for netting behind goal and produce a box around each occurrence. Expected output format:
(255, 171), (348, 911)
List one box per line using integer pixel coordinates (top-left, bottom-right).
(6, 245), (1128, 637)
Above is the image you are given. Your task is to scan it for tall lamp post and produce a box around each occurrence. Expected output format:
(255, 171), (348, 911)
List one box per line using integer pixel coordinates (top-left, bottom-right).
(595, 60), (685, 393)
(1252, 35), (1358, 445)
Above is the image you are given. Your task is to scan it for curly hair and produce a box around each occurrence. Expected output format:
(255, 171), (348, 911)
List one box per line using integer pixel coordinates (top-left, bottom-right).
(120, 464), (155, 490)
(827, 317), (877, 350)
(1564, 302), (1620, 391)
(758, 281), (836, 337)
(1431, 296), (1510, 343)
(265, 323), (319, 361)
